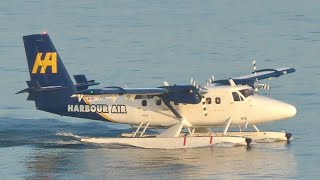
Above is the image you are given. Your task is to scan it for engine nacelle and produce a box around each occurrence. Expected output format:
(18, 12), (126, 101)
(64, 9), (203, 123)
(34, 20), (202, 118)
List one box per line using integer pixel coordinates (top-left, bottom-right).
(160, 85), (202, 104)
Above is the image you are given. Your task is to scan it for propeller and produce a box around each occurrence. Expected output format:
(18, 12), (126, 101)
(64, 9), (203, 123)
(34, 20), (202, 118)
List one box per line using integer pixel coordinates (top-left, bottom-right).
(191, 77), (208, 116)
(254, 83), (271, 91)
(206, 75), (215, 86)
(252, 60), (257, 78)
(191, 77), (199, 89)
(191, 77), (208, 92)
(251, 60), (271, 91)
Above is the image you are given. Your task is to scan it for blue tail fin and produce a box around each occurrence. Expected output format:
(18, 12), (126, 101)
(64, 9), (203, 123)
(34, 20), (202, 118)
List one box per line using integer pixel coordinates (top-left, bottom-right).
(20, 34), (76, 111)
(23, 34), (75, 89)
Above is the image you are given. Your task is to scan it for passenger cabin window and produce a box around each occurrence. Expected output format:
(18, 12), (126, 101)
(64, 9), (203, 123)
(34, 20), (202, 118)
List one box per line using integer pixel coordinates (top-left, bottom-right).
(135, 95), (154, 99)
(215, 97), (221, 104)
(206, 98), (212, 104)
(142, 100), (147, 106)
(239, 89), (254, 98)
(156, 99), (161, 105)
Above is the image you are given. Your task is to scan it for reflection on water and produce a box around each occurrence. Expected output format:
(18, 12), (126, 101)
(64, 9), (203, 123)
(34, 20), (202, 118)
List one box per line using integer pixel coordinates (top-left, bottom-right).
(25, 142), (297, 179)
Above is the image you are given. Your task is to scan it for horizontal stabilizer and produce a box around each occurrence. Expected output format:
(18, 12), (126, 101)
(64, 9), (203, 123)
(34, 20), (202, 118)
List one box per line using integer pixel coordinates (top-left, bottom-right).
(74, 75), (88, 84)
(74, 75), (100, 91)
(16, 80), (66, 94)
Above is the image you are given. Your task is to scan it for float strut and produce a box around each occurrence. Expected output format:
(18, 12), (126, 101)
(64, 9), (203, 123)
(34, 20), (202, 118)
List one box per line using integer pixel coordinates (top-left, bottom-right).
(253, 125), (260, 132)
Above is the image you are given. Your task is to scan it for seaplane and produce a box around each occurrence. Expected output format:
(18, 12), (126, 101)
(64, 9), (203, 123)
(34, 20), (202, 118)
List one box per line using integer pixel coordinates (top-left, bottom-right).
(17, 33), (297, 149)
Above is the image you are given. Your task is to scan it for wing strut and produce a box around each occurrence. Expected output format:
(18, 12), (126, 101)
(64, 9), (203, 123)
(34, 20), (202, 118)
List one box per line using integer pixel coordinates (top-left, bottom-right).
(157, 98), (193, 138)
(162, 98), (182, 118)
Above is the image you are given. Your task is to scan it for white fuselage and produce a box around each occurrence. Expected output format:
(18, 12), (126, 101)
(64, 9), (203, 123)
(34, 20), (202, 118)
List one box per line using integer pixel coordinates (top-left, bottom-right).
(76, 85), (296, 128)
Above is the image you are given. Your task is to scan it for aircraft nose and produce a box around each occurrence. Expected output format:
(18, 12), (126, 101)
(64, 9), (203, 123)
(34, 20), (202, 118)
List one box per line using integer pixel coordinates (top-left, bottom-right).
(285, 104), (297, 118)
(270, 100), (297, 120)
(250, 95), (297, 122)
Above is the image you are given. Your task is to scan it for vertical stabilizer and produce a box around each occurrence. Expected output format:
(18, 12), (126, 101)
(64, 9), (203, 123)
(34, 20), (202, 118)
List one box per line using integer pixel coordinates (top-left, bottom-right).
(22, 34), (75, 111)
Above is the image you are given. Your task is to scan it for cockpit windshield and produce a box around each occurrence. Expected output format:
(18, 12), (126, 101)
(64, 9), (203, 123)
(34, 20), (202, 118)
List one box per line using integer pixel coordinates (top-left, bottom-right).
(239, 88), (254, 98)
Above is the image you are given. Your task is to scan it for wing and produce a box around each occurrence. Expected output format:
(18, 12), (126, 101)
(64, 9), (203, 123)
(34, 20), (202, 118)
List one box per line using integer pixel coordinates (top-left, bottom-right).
(71, 85), (204, 120)
(233, 67), (295, 81)
(77, 87), (166, 95)
(211, 67), (295, 87)
(72, 85), (204, 105)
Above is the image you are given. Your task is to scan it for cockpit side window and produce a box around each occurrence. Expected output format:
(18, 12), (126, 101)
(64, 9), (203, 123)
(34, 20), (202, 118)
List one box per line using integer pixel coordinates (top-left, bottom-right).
(239, 89), (254, 98)
(232, 92), (241, 101)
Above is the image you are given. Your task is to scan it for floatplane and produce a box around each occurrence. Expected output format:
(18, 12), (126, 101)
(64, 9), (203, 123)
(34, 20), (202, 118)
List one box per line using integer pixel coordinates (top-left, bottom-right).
(17, 33), (296, 149)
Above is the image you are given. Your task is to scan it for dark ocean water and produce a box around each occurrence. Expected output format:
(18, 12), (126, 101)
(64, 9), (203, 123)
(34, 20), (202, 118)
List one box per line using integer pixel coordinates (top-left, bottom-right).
(1, 0), (320, 179)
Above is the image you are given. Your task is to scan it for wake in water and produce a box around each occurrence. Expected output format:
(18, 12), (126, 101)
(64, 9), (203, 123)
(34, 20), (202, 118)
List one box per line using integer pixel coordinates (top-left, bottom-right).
(254, 138), (278, 143)
(0, 117), (131, 148)
(55, 132), (84, 140)
(210, 142), (237, 148)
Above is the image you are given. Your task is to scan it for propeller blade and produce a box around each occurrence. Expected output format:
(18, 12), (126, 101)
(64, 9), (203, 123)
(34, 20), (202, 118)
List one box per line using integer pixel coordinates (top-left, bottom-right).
(191, 77), (196, 87)
(191, 77), (199, 89)
(264, 84), (271, 90)
(252, 60), (258, 82)
(254, 83), (271, 91)
(207, 75), (215, 86)
(191, 77), (208, 94)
